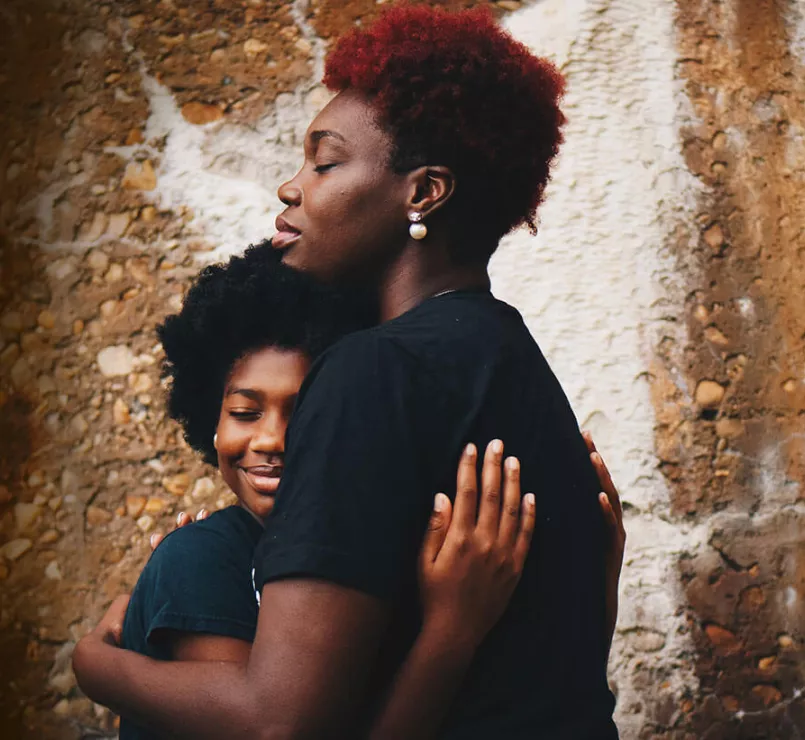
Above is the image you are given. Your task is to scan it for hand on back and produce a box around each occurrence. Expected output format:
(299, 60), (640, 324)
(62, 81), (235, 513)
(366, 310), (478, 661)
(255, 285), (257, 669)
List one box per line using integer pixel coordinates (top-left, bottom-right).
(418, 433), (626, 650)
(583, 432), (625, 645)
(149, 509), (210, 551)
(417, 440), (535, 649)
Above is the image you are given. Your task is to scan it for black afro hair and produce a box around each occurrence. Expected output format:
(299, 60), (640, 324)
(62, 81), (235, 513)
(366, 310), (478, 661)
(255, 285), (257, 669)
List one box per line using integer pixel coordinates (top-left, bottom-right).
(158, 241), (372, 465)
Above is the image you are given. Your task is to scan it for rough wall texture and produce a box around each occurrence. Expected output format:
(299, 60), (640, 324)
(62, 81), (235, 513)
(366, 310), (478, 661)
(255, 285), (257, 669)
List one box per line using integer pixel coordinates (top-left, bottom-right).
(0, 1), (802, 738)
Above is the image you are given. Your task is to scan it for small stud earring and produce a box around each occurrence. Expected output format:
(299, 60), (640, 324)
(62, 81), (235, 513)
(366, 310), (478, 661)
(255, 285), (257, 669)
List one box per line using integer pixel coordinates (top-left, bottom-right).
(213, 433), (218, 449)
(408, 211), (427, 240)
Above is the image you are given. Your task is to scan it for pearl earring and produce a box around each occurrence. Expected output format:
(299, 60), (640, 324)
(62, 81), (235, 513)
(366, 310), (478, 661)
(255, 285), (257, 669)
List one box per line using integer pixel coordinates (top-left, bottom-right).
(213, 433), (218, 449)
(408, 211), (427, 241)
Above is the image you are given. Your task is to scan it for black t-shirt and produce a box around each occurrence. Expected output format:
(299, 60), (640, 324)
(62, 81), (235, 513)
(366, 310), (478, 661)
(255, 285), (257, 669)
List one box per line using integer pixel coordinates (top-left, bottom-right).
(120, 506), (263, 740)
(255, 290), (618, 739)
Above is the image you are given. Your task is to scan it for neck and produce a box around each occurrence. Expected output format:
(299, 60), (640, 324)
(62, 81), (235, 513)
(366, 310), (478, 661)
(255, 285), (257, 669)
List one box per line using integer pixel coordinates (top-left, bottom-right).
(375, 240), (491, 322)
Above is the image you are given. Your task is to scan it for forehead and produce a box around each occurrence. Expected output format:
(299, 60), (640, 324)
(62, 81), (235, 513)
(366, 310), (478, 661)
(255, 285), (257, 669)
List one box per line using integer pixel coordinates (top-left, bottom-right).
(307, 90), (392, 153)
(227, 346), (310, 392)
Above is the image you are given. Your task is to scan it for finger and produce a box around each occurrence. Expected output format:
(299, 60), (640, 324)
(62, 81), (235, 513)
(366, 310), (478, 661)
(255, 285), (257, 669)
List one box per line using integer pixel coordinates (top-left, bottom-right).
(582, 430), (596, 455)
(598, 492), (619, 535)
(513, 493), (536, 572)
(196, 508), (210, 521)
(150, 533), (165, 551)
(497, 456), (522, 546)
(419, 493), (453, 565)
(102, 594), (131, 644)
(176, 512), (192, 529)
(108, 593), (131, 618)
(591, 451), (622, 521)
(477, 440), (504, 537)
(452, 443), (478, 531)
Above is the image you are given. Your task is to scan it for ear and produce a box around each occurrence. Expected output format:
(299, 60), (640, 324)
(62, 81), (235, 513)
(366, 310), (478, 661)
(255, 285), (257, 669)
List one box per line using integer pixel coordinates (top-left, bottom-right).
(406, 166), (456, 218)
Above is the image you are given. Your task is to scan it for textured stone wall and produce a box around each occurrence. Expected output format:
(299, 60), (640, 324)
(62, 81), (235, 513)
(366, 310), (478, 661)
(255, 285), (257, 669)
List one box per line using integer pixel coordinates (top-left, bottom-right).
(0, 1), (802, 738)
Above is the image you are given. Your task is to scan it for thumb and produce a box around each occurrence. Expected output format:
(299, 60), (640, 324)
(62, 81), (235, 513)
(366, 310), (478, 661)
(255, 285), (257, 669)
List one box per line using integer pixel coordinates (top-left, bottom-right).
(99, 594), (131, 645)
(420, 493), (452, 566)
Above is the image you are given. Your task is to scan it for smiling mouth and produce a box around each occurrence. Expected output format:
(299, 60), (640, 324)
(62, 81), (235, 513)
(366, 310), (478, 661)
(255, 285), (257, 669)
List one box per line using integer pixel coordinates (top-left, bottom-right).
(241, 466), (283, 495)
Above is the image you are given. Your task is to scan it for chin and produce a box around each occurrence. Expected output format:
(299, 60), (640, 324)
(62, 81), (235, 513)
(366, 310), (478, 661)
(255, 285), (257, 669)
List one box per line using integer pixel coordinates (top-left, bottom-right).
(252, 498), (276, 520)
(279, 244), (304, 268)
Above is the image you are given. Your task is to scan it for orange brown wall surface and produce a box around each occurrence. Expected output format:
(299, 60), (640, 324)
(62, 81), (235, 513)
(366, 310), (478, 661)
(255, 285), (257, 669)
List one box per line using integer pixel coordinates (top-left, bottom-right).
(0, 1), (802, 738)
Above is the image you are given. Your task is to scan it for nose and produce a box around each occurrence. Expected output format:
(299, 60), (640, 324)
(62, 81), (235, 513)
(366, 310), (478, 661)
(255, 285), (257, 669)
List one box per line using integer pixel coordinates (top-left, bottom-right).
(249, 408), (285, 455)
(277, 173), (302, 207)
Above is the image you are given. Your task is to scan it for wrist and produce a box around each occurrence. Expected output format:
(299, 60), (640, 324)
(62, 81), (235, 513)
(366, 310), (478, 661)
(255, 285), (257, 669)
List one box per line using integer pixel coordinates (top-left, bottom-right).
(420, 613), (482, 657)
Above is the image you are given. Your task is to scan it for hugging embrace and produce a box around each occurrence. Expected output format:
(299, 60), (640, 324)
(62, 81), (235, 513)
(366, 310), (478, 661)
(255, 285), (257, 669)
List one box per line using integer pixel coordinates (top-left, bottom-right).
(74, 5), (626, 739)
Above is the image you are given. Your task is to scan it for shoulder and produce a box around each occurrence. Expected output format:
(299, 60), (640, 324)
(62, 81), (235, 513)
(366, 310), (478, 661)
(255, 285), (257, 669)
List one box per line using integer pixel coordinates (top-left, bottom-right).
(300, 326), (415, 397)
(147, 507), (260, 573)
(135, 507), (261, 642)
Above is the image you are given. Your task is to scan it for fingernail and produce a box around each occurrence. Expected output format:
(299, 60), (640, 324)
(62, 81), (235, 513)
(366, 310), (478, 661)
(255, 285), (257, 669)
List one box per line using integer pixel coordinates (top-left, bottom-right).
(591, 452), (601, 464)
(506, 456), (519, 472)
(491, 439), (503, 455)
(525, 493), (535, 507)
(465, 443), (477, 458)
(198, 508), (208, 519)
(176, 513), (184, 526)
(434, 493), (447, 512)
(150, 534), (159, 548)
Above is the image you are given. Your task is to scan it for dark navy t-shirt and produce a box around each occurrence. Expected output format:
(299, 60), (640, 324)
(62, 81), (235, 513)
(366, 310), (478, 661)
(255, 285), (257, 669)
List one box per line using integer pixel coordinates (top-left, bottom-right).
(255, 289), (618, 739)
(120, 505), (263, 740)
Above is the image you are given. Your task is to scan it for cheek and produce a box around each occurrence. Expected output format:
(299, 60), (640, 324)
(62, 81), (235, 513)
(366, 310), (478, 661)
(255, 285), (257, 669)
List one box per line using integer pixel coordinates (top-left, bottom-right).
(302, 175), (404, 277)
(309, 169), (398, 231)
(215, 420), (250, 458)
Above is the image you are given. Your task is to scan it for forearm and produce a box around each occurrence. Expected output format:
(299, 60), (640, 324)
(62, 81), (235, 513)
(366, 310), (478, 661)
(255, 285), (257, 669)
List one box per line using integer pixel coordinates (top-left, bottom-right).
(368, 623), (476, 740)
(73, 636), (260, 739)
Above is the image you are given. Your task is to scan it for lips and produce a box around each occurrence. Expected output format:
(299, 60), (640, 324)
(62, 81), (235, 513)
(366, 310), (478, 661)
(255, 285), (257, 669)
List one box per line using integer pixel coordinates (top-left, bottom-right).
(241, 465), (283, 496)
(273, 215), (301, 250)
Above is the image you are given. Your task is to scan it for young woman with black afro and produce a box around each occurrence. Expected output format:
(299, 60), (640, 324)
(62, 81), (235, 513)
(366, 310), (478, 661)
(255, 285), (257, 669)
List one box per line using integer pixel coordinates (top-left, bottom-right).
(76, 6), (624, 738)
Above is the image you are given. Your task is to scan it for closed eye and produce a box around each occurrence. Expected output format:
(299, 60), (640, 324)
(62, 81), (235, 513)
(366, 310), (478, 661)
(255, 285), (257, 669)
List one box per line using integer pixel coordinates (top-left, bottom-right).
(229, 410), (260, 420)
(314, 163), (339, 174)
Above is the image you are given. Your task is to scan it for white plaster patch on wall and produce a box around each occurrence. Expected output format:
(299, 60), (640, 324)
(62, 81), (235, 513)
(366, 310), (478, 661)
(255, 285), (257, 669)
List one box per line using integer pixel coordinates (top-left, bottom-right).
(109, 40), (334, 261)
(131, 72), (324, 260)
(289, 0), (327, 82)
(784, 0), (805, 65)
(498, 0), (703, 733)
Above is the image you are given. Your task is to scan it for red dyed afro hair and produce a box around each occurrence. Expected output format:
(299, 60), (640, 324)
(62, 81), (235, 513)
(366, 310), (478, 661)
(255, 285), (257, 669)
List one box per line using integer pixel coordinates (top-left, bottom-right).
(324, 3), (566, 261)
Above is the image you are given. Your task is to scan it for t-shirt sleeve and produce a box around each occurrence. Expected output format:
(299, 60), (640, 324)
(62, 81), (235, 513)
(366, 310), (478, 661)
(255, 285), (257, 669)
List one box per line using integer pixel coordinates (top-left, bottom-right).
(143, 523), (259, 644)
(255, 333), (439, 601)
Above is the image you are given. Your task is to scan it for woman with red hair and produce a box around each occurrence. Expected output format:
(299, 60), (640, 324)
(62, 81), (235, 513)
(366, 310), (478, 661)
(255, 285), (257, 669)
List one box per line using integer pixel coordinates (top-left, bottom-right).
(75, 5), (621, 738)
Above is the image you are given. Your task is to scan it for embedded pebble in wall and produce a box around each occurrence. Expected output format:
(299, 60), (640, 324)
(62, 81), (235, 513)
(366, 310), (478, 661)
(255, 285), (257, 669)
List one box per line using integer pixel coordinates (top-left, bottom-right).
(37, 310), (56, 330)
(121, 160), (157, 191)
(1, 538), (33, 562)
(162, 473), (191, 496)
(125, 495), (147, 519)
(191, 477), (216, 501)
(112, 397), (130, 425)
(181, 102), (224, 125)
(14, 503), (41, 533)
(86, 506), (113, 527)
(695, 380), (726, 409)
(86, 249), (109, 273)
(97, 345), (136, 377)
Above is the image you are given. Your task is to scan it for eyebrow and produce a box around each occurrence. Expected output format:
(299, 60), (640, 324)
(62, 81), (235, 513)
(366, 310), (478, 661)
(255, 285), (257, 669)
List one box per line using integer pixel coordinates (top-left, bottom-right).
(225, 388), (261, 401)
(310, 129), (347, 145)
